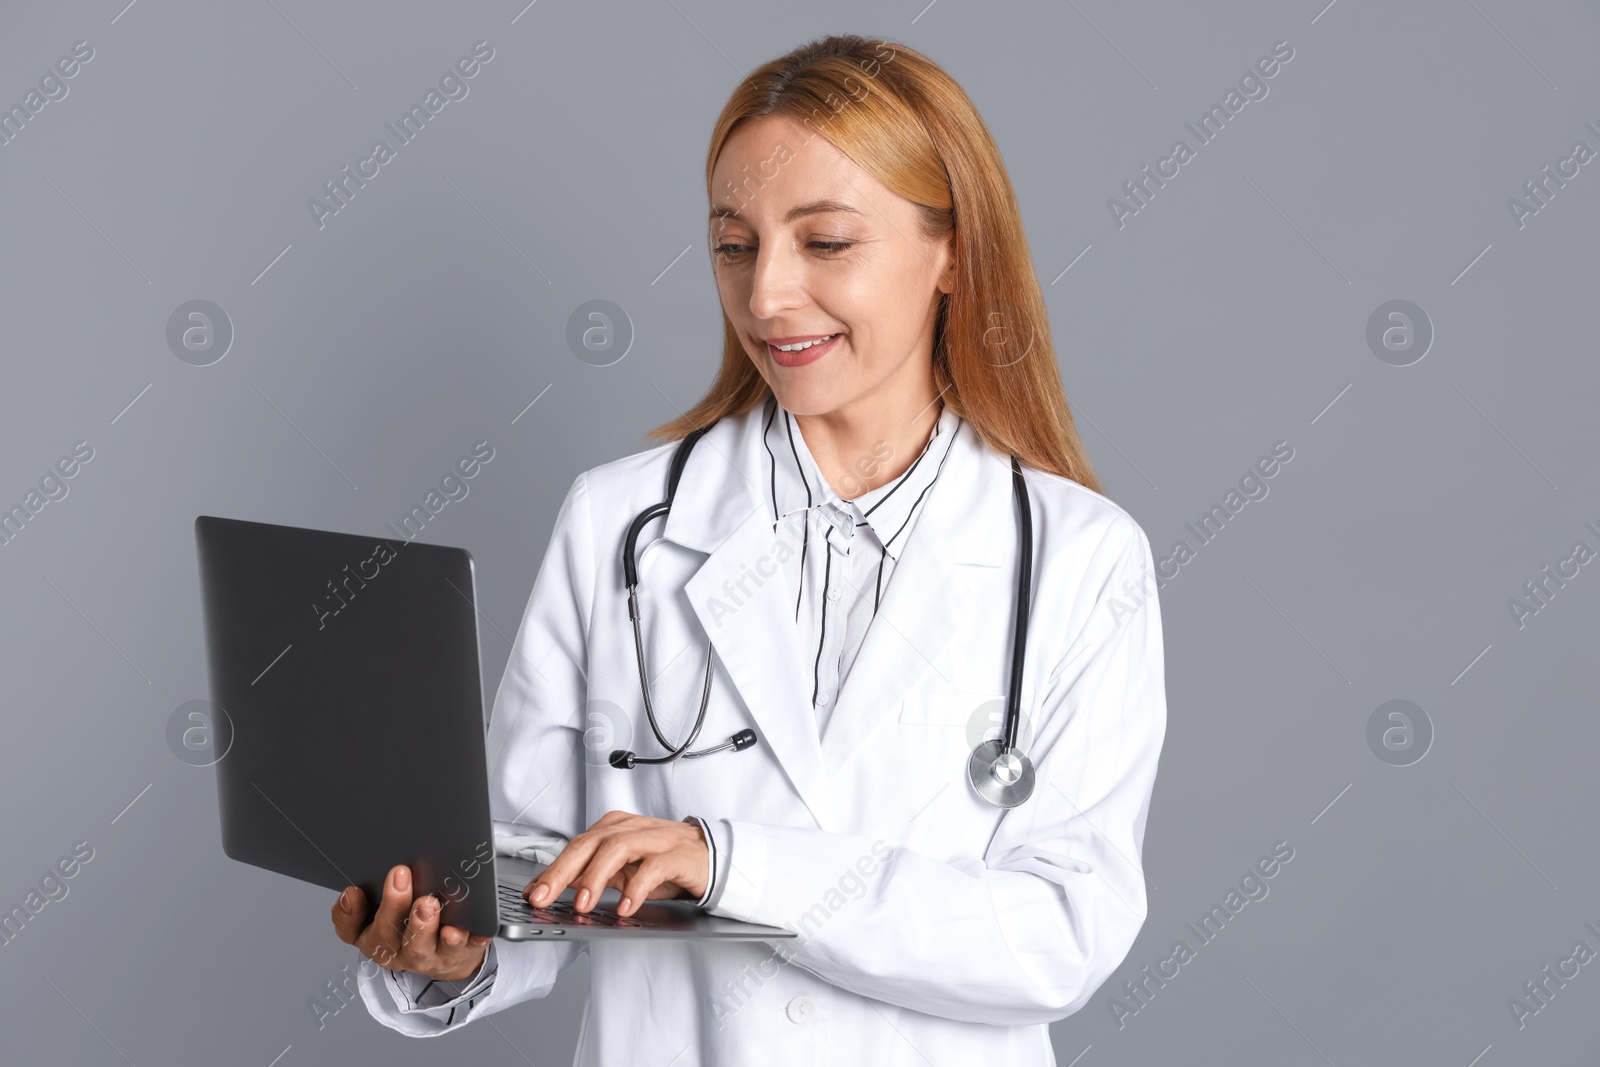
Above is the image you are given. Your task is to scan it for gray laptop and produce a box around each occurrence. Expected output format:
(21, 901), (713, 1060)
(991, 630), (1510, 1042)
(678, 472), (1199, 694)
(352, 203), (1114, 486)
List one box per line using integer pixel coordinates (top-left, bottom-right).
(194, 514), (793, 942)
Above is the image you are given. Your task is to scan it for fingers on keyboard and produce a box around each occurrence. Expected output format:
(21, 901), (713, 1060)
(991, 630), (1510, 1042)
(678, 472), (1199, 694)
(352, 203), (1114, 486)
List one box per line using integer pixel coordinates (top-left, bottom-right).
(498, 887), (655, 928)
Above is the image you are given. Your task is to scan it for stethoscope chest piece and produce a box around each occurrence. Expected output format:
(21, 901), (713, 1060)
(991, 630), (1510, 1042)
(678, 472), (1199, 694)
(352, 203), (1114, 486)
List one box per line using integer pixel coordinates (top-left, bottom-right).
(967, 739), (1036, 808)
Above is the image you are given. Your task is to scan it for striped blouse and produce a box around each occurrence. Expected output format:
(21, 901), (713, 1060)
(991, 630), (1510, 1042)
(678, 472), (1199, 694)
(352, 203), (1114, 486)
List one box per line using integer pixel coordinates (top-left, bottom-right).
(756, 392), (962, 741)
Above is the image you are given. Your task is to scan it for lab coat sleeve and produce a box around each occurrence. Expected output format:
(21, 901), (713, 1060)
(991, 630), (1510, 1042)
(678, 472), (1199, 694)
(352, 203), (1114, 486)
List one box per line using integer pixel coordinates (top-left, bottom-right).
(355, 472), (596, 1037)
(708, 520), (1167, 1026)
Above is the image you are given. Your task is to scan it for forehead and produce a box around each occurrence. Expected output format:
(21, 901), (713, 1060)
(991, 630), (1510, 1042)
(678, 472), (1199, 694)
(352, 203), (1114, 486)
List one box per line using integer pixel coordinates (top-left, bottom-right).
(709, 114), (878, 223)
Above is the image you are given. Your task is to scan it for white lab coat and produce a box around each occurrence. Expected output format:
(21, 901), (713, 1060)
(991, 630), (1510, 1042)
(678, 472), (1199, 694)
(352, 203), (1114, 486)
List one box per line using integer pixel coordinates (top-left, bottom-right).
(357, 397), (1167, 1065)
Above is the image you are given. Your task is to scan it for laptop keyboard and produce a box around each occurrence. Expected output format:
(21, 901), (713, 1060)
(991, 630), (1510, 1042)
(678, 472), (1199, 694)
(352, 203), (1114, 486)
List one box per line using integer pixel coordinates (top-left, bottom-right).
(497, 882), (662, 929)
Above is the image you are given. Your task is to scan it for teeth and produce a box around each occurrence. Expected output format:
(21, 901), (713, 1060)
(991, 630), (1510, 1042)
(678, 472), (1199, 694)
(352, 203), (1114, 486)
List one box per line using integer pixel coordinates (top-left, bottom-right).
(771, 334), (837, 352)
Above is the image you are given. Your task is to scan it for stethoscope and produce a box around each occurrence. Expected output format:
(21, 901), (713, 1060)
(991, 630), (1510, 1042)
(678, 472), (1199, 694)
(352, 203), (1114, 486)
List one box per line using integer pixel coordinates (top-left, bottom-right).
(608, 416), (1038, 808)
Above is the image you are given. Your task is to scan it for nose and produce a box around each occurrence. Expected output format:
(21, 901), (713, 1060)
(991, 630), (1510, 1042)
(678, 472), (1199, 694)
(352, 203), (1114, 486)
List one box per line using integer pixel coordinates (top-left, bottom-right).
(747, 239), (808, 321)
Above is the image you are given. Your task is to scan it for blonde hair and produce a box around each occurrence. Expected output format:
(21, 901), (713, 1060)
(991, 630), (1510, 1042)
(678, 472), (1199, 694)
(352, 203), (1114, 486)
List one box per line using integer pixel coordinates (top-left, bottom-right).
(647, 33), (1103, 495)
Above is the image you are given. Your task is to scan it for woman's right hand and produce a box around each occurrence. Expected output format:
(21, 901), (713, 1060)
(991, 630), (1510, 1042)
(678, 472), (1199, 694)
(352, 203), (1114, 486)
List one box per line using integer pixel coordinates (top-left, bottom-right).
(330, 863), (491, 983)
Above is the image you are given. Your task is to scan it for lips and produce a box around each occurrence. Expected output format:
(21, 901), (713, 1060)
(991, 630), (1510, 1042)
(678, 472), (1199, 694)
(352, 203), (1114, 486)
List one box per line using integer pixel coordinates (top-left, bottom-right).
(765, 333), (841, 368)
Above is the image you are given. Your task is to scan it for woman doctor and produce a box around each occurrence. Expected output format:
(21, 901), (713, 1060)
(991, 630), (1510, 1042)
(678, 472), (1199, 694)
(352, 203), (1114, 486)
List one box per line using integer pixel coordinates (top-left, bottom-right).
(331, 33), (1167, 1066)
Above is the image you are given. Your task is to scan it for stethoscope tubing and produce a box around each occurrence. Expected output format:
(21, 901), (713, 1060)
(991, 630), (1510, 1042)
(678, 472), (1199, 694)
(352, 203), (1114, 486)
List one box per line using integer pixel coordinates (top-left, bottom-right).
(611, 415), (1035, 806)
(1003, 455), (1032, 753)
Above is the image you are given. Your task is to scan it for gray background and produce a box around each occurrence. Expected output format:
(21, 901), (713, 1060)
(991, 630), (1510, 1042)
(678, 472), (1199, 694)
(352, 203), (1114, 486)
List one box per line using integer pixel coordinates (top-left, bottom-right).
(2, 0), (1597, 1064)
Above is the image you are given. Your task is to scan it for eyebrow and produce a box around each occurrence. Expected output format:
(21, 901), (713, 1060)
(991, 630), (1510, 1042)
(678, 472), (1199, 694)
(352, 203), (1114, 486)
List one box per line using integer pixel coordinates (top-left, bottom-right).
(709, 198), (862, 225)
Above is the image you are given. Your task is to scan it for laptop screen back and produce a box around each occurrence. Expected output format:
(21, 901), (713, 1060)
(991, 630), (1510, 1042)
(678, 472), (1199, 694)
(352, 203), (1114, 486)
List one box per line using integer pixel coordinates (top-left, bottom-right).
(194, 514), (500, 936)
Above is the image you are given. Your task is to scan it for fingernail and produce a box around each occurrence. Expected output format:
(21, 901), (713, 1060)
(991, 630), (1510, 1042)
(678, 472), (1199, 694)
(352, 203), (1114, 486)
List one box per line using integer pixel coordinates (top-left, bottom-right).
(621, 896), (632, 912)
(338, 889), (351, 913)
(395, 867), (410, 891)
(576, 888), (590, 908)
(530, 883), (549, 904)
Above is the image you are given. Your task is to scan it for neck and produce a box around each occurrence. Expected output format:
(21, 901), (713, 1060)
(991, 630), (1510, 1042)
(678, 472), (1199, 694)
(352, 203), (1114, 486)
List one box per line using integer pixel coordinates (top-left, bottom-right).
(791, 370), (943, 501)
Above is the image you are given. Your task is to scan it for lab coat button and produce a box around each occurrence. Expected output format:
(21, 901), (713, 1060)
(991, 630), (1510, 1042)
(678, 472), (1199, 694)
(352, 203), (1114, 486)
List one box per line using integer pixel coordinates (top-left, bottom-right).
(785, 995), (814, 1024)
(816, 692), (830, 707)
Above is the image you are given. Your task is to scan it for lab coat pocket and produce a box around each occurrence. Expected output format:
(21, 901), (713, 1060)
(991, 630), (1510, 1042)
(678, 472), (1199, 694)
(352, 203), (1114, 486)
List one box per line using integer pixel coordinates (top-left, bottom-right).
(898, 692), (1004, 728)
(896, 692), (1006, 780)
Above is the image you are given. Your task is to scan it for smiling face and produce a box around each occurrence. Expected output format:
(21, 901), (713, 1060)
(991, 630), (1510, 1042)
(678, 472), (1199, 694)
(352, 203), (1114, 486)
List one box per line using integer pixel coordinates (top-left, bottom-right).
(708, 114), (955, 420)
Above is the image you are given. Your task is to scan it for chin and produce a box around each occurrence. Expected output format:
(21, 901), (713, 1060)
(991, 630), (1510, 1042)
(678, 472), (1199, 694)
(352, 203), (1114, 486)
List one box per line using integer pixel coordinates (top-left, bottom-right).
(765, 381), (841, 417)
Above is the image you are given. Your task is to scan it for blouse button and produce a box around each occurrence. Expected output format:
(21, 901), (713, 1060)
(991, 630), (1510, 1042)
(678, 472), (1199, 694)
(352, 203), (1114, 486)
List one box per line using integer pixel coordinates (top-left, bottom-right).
(816, 692), (830, 706)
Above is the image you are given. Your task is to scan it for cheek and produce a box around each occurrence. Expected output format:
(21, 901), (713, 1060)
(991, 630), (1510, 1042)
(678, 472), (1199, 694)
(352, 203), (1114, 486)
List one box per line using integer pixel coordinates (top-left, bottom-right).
(713, 276), (750, 329)
(838, 257), (923, 326)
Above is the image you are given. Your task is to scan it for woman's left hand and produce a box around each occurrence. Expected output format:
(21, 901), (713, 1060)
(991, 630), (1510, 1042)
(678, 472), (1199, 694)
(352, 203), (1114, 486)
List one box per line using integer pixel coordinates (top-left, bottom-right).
(525, 810), (709, 917)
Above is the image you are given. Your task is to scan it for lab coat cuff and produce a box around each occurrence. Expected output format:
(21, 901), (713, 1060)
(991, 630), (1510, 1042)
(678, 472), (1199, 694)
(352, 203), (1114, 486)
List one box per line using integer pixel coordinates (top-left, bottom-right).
(357, 927), (583, 1037)
(703, 818), (734, 913)
(382, 941), (498, 1015)
(705, 819), (768, 921)
(682, 815), (716, 908)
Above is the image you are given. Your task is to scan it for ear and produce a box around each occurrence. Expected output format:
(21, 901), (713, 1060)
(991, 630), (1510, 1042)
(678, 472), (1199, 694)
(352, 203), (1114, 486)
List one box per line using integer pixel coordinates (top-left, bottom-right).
(935, 234), (956, 295)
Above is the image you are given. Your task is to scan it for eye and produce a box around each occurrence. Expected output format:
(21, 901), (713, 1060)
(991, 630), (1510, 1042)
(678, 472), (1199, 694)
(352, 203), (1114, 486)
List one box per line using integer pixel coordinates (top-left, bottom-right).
(712, 240), (854, 260)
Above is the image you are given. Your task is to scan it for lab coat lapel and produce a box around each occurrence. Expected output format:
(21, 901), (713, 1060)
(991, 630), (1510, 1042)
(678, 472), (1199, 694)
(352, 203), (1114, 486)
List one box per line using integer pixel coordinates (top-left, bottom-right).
(661, 406), (835, 828)
(819, 420), (1011, 777)
(683, 508), (834, 827)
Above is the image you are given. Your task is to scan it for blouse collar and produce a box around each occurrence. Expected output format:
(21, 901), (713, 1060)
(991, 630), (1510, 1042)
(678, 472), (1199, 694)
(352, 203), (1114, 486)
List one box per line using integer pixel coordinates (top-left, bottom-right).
(758, 392), (961, 561)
